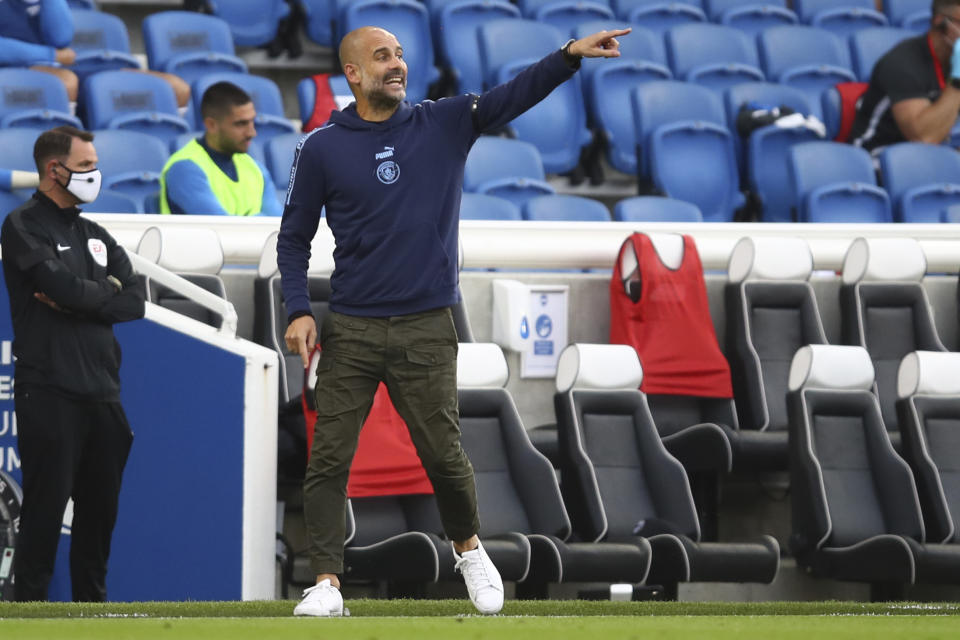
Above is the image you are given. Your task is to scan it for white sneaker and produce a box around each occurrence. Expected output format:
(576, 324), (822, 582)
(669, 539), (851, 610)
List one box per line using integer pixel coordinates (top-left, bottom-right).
(454, 541), (504, 615)
(293, 578), (344, 617)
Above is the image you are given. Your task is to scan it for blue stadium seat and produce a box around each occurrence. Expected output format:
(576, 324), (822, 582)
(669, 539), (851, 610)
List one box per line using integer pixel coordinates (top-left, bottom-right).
(142, 11), (248, 85)
(789, 141), (891, 222)
(849, 27), (915, 82)
(91, 129), (169, 213)
(300, 0), (338, 46)
(265, 132), (304, 191)
(611, 0), (707, 31)
(69, 9), (141, 82)
(66, 0), (96, 8)
(590, 61), (672, 174)
(630, 80), (726, 176)
(665, 23), (764, 93)
(86, 189), (144, 214)
(522, 194), (611, 221)
(494, 61), (592, 173)
(613, 196), (703, 221)
(0, 129), (41, 172)
(342, 0), (439, 104)
(190, 72), (296, 143)
(464, 136), (556, 206)
(793, 0), (888, 37)
(0, 69), (82, 130)
(884, 0), (931, 32)
(83, 71), (191, 146)
(879, 143), (960, 223)
(477, 18), (565, 89)
(725, 83), (819, 222)
(758, 26), (856, 119)
(574, 19), (668, 83)
(534, 1), (616, 37)
(438, 0), (521, 94)
(459, 192), (523, 220)
(0, 190), (28, 219)
(518, 0), (613, 16)
(210, 0), (290, 47)
(704, 0), (797, 36)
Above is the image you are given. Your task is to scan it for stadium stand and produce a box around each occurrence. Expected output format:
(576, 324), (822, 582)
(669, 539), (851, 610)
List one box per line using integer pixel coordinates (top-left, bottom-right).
(724, 236), (827, 471)
(611, 0), (707, 30)
(896, 351), (960, 546)
(463, 136), (556, 206)
(554, 343), (780, 600)
(704, 0), (798, 35)
(83, 70), (191, 146)
(92, 129), (169, 213)
(878, 142), (960, 223)
(787, 344), (960, 598)
(533, 1), (616, 36)
(789, 141), (891, 223)
(0, 69), (82, 130)
(69, 8), (141, 82)
(613, 196), (703, 222)
(664, 23), (765, 93)
(793, 0), (888, 37)
(210, 0), (290, 48)
(142, 11), (248, 85)
(839, 238), (948, 447)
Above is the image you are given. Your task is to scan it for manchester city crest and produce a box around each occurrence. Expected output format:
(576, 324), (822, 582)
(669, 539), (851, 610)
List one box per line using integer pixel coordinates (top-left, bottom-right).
(376, 160), (400, 184)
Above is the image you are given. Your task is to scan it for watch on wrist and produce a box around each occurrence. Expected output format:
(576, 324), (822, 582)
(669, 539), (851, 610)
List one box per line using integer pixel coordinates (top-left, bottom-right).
(951, 76), (960, 90)
(561, 38), (582, 67)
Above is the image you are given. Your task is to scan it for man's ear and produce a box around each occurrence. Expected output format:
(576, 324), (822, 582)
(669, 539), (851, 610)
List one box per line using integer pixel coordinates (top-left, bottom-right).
(343, 62), (361, 84)
(47, 159), (61, 182)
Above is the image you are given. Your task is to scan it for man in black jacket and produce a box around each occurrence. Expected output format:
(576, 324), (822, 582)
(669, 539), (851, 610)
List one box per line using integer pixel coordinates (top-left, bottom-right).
(1, 126), (145, 602)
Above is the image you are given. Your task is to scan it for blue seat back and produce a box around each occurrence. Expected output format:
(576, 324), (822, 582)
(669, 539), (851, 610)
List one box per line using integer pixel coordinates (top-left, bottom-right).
(794, 0), (888, 37)
(87, 190), (143, 214)
(749, 125), (822, 221)
(192, 72), (286, 118)
(343, 0), (438, 104)
(266, 132), (304, 191)
(592, 62), (671, 174)
(211, 0), (289, 47)
(849, 27), (914, 81)
(495, 60), (591, 173)
(83, 70), (182, 130)
(666, 22), (760, 78)
(790, 141), (890, 222)
(71, 9), (132, 52)
(794, 0), (877, 22)
(478, 19), (565, 88)
(464, 137), (548, 189)
(439, 0), (520, 94)
(0, 129), (42, 172)
(300, 0), (336, 46)
(724, 81), (813, 175)
(705, 0), (787, 20)
(535, 1), (616, 37)
(90, 129), (170, 208)
(758, 25), (852, 79)
(613, 0), (706, 30)
(0, 69), (72, 122)
(879, 142), (960, 223)
(884, 0), (930, 31)
(613, 196), (703, 221)
(143, 11), (239, 69)
(459, 192), (523, 220)
(520, 0), (613, 16)
(522, 194), (611, 221)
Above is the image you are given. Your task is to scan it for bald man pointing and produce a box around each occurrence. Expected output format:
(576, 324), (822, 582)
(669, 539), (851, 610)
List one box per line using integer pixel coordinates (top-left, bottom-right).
(278, 25), (629, 617)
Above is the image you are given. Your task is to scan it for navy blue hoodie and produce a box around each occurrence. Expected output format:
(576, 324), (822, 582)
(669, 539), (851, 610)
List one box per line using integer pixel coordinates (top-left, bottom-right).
(277, 50), (576, 318)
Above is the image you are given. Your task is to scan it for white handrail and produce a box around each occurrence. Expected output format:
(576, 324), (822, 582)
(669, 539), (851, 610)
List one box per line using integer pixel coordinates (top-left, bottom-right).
(126, 250), (239, 337)
(89, 214), (960, 273)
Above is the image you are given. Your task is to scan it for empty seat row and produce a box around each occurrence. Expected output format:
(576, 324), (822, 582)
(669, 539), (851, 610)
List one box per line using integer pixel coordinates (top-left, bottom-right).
(459, 192), (704, 222)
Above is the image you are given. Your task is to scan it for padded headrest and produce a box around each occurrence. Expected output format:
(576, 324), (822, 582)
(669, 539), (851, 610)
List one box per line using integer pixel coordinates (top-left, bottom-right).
(788, 345), (875, 392)
(842, 237), (926, 284)
(555, 344), (643, 393)
(897, 351), (960, 398)
(137, 226), (224, 274)
(457, 343), (508, 388)
(727, 236), (813, 283)
(257, 228), (336, 280)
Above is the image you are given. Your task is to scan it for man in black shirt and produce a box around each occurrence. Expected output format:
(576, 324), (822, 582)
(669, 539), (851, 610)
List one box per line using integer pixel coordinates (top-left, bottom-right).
(1, 126), (145, 601)
(851, 0), (960, 151)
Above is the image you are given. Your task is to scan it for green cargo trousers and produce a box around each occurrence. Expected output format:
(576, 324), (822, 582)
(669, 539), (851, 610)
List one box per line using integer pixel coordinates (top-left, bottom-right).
(303, 306), (480, 575)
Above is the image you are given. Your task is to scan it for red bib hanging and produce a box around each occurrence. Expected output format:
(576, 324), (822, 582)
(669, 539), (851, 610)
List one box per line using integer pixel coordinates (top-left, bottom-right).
(302, 74), (339, 133)
(609, 232), (733, 398)
(302, 346), (433, 497)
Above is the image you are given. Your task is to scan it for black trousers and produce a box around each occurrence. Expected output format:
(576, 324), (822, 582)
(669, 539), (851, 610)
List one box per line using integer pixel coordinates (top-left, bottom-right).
(13, 384), (133, 602)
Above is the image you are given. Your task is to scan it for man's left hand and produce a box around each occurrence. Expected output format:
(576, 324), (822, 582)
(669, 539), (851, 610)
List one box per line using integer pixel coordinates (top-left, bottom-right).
(34, 292), (63, 312)
(569, 28), (631, 59)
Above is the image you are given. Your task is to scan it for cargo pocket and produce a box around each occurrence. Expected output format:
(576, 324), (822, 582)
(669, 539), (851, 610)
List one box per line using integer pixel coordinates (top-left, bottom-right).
(399, 344), (457, 410)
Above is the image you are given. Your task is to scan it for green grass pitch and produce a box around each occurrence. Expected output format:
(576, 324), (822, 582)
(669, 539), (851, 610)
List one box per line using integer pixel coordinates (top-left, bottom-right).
(2, 600), (959, 639)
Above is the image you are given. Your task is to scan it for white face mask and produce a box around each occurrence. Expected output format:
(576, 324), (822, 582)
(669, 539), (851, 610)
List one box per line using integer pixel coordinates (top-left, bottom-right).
(58, 163), (102, 204)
